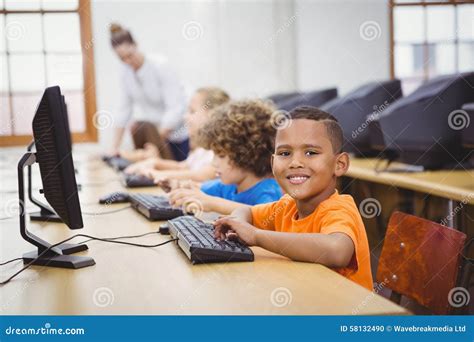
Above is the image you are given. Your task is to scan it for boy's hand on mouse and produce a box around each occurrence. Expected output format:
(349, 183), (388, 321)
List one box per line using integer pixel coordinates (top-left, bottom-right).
(213, 216), (258, 246)
(168, 188), (213, 212)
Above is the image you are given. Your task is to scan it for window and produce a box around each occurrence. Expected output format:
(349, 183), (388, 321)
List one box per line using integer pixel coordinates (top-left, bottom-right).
(390, 0), (474, 95)
(0, 0), (96, 146)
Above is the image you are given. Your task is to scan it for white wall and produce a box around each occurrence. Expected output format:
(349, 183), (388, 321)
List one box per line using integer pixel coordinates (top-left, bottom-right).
(295, 0), (390, 94)
(91, 0), (391, 148)
(91, 0), (297, 148)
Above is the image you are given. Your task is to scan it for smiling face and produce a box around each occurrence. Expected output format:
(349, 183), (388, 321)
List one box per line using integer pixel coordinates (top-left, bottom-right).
(272, 119), (349, 203)
(212, 154), (247, 185)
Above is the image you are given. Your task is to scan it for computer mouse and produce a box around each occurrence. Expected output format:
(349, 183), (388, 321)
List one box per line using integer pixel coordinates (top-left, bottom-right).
(99, 192), (129, 204)
(159, 222), (170, 235)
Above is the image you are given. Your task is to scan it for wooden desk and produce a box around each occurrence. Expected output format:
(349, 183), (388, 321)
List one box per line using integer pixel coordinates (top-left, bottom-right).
(347, 159), (474, 205)
(0, 146), (408, 315)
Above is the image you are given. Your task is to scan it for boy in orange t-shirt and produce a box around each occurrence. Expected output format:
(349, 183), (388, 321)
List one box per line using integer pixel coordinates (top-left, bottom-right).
(214, 106), (373, 290)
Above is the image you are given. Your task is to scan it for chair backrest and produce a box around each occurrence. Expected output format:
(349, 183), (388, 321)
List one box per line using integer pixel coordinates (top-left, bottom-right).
(377, 211), (467, 314)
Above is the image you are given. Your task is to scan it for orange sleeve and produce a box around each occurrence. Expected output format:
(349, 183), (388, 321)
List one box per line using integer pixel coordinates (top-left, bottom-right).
(251, 200), (280, 231)
(319, 208), (359, 271)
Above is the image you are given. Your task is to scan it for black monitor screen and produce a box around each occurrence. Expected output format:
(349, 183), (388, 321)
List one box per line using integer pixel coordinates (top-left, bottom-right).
(32, 86), (83, 229)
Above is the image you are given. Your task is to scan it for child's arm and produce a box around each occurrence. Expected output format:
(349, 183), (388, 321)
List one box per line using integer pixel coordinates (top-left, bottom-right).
(168, 188), (250, 215)
(125, 158), (187, 174)
(120, 143), (159, 163)
(213, 217), (355, 268)
(230, 206), (253, 224)
(153, 158), (188, 170)
(147, 165), (216, 182)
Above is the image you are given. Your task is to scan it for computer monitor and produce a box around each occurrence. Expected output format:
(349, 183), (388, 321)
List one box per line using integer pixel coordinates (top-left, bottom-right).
(320, 79), (402, 156)
(369, 72), (474, 170)
(267, 91), (301, 107)
(277, 88), (338, 112)
(17, 86), (95, 269)
(62, 95), (73, 148)
(28, 92), (75, 222)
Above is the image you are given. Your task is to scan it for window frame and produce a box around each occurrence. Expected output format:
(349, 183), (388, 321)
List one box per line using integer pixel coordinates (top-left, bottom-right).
(389, 0), (474, 84)
(0, 0), (97, 146)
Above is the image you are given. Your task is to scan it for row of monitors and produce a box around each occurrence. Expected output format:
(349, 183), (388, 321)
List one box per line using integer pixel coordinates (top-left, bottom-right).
(268, 72), (474, 170)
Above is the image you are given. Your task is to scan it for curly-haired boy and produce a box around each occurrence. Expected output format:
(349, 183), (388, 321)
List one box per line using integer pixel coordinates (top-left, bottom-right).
(169, 100), (283, 214)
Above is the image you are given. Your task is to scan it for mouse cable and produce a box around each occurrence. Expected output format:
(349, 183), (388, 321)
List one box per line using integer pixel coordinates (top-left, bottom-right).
(0, 233), (177, 285)
(0, 216), (15, 221)
(0, 205), (131, 221)
(81, 205), (132, 215)
(80, 178), (121, 187)
(0, 257), (23, 266)
(77, 230), (161, 245)
(0, 230), (160, 266)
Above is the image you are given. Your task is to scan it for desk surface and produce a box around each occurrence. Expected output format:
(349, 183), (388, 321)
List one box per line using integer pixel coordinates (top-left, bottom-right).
(347, 158), (474, 205)
(0, 146), (408, 315)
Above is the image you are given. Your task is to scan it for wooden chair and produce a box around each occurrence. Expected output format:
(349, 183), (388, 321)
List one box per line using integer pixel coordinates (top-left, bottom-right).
(377, 211), (467, 314)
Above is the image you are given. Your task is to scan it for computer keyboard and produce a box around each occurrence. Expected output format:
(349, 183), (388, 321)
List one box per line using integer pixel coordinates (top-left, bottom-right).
(122, 173), (155, 188)
(102, 156), (132, 171)
(168, 216), (254, 264)
(129, 193), (184, 220)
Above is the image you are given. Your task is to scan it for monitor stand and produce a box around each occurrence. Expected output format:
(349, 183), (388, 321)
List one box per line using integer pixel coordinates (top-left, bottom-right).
(18, 152), (95, 269)
(29, 207), (62, 223)
(26, 141), (62, 223)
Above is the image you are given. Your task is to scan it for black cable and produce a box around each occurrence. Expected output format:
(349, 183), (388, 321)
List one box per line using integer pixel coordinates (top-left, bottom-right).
(0, 216), (14, 221)
(80, 178), (121, 187)
(0, 257), (23, 266)
(81, 205), (132, 215)
(0, 230), (160, 267)
(0, 233), (177, 285)
(78, 230), (160, 245)
(0, 205), (130, 220)
(75, 235), (176, 248)
(0, 207), (135, 268)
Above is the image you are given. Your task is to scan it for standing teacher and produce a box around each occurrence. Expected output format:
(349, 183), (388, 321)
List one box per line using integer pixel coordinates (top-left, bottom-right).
(109, 23), (189, 161)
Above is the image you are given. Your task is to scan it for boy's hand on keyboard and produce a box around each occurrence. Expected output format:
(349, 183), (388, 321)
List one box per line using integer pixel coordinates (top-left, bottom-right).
(176, 180), (200, 190)
(124, 158), (157, 175)
(136, 167), (159, 177)
(156, 178), (173, 192)
(156, 179), (200, 193)
(143, 168), (165, 180)
(213, 216), (258, 246)
(168, 188), (213, 212)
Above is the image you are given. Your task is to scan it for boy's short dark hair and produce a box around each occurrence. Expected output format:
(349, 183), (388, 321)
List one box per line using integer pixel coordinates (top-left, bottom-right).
(289, 106), (343, 154)
(198, 100), (276, 177)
